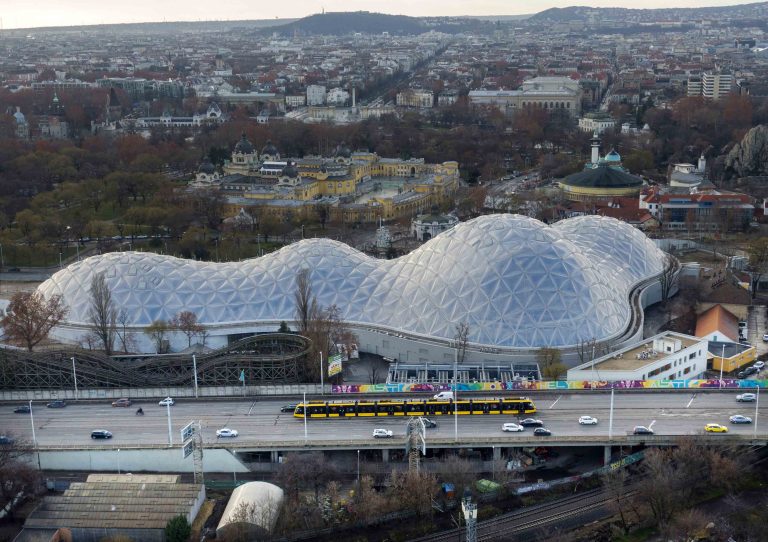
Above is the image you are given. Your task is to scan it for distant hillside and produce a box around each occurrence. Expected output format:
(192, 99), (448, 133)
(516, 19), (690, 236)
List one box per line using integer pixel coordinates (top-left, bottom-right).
(11, 19), (294, 34)
(259, 11), (490, 36)
(529, 2), (768, 23)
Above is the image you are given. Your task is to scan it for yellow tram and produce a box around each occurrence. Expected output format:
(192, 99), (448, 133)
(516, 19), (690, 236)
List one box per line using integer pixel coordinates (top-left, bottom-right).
(293, 397), (536, 418)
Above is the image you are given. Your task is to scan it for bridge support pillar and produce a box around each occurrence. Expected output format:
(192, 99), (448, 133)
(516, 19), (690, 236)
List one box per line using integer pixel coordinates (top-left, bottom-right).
(604, 445), (612, 466)
(492, 447), (501, 461)
(271, 451), (280, 463)
(382, 449), (389, 463)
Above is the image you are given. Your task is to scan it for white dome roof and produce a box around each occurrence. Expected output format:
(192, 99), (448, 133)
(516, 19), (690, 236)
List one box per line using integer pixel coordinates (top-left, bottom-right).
(38, 214), (666, 349)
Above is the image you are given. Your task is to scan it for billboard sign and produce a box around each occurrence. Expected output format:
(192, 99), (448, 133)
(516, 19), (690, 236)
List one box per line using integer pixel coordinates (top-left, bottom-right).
(182, 440), (195, 459)
(328, 353), (343, 377)
(180, 421), (196, 442)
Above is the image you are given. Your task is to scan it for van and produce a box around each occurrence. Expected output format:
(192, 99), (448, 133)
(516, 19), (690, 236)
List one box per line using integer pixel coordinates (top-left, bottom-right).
(433, 391), (454, 400)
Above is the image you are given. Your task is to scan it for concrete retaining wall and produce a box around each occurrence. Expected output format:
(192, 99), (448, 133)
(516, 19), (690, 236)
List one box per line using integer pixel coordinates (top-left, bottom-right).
(0, 384), (324, 402)
(37, 447), (250, 473)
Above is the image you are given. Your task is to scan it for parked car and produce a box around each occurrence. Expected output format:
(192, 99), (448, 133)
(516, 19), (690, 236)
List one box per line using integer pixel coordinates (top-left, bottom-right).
(578, 416), (599, 425)
(280, 404), (298, 413)
(216, 428), (238, 438)
(533, 427), (552, 436)
(158, 397), (175, 406)
(502, 423), (524, 432)
(729, 415), (753, 424)
(421, 418), (438, 429)
(704, 423), (728, 433)
(90, 430), (112, 439)
(0, 435), (15, 445)
(373, 428), (393, 438)
(13, 405), (30, 414)
(633, 426), (654, 435)
(743, 367), (759, 376)
(762, 334), (768, 342)
(737, 393), (757, 402)
(111, 398), (132, 407)
(47, 400), (67, 408)
(519, 418), (543, 427)
(754, 361), (765, 370)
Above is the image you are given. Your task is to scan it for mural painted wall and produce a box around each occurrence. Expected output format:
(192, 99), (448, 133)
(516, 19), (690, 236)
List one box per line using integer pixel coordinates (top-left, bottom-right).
(332, 379), (768, 394)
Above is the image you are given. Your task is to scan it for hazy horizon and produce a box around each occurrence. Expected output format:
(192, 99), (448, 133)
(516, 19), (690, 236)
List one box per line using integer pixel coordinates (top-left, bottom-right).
(1, 0), (763, 31)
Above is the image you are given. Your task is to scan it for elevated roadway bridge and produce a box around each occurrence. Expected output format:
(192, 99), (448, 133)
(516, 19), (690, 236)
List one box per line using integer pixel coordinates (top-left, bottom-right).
(1, 390), (765, 473)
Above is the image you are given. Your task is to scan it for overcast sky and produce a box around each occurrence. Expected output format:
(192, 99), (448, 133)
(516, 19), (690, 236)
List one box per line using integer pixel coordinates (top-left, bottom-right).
(1, 0), (760, 30)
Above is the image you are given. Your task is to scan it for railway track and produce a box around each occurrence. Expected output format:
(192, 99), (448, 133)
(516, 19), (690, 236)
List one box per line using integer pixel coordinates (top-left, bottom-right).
(410, 487), (634, 542)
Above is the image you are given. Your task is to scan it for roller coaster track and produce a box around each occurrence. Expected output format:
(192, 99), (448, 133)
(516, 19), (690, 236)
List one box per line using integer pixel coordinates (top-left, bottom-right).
(0, 333), (311, 389)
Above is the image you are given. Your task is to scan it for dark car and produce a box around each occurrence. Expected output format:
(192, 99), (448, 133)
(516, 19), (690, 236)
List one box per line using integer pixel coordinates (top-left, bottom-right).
(280, 404), (298, 413)
(520, 418), (544, 427)
(111, 398), (132, 407)
(90, 430), (112, 439)
(0, 435), (15, 445)
(13, 405), (30, 414)
(422, 418), (438, 429)
(633, 425), (654, 435)
(533, 427), (552, 436)
(744, 366), (759, 376)
(47, 400), (67, 408)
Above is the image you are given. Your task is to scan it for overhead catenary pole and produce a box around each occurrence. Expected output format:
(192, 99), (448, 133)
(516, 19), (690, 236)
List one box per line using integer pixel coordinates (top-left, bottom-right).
(719, 343), (725, 388)
(755, 385), (760, 437)
(303, 391), (308, 441)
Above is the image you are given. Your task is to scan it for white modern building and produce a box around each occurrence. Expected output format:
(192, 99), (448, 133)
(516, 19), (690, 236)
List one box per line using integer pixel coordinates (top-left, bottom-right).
(468, 76), (582, 116)
(578, 113), (616, 134)
(702, 72), (733, 101)
(38, 215), (672, 362)
(567, 332), (708, 381)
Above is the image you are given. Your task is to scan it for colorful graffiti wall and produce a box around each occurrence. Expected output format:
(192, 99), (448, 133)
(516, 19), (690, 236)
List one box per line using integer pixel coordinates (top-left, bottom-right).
(332, 379), (768, 394)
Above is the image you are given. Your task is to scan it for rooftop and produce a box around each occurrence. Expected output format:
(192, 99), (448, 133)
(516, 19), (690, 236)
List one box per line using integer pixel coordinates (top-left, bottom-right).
(585, 332), (702, 371)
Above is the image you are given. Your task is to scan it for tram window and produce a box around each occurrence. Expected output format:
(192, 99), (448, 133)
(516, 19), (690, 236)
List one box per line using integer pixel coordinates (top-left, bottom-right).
(457, 402), (471, 413)
(488, 400), (501, 410)
(308, 405), (326, 415)
(358, 403), (375, 414)
(392, 403), (404, 414)
(297, 406), (305, 415)
(405, 402), (422, 413)
(328, 405), (340, 415)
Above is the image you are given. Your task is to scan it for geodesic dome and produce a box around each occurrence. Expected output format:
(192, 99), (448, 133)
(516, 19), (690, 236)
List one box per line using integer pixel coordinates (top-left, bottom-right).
(37, 214), (667, 349)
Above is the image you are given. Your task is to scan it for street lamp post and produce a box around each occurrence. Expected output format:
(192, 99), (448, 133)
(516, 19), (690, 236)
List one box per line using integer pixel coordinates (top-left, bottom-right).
(357, 450), (360, 485)
(166, 402), (173, 447)
(303, 391), (308, 442)
(72, 356), (78, 399)
(719, 343), (725, 388)
(117, 448), (121, 474)
(29, 400), (36, 448)
(319, 352), (324, 393)
(192, 354), (199, 398)
(608, 387), (615, 440)
(755, 386), (760, 437)
(454, 345), (458, 442)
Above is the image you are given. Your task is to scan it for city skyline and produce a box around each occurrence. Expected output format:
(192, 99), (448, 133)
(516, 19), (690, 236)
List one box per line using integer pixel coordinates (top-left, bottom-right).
(1, 0), (762, 30)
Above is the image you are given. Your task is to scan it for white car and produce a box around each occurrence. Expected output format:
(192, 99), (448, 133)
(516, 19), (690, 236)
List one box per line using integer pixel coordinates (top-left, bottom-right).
(737, 393), (757, 402)
(578, 416), (598, 425)
(502, 423), (524, 432)
(372, 428), (393, 438)
(158, 397), (175, 406)
(755, 361), (766, 370)
(216, 428), (238, 438)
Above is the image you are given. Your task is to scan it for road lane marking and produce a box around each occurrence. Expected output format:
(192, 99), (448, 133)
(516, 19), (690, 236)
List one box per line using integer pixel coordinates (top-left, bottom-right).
(549, 396), (562, 409)
(247, 401), (257, 415)
(649, 419), (656, 429)
(686, 394), (696, 408)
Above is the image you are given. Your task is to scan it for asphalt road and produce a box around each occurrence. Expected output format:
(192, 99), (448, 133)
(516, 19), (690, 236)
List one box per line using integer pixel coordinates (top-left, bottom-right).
(0, 391), (764, 447)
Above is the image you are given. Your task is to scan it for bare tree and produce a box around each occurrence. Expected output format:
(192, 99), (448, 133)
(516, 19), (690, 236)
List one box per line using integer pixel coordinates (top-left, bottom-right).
(453, 321), (470, 364)
(294, 268), (317, 334)
(659, 253), (680, 302)
(1, 291), (68, 351)
(537, 347), (566, 380)
(601, 467), (637, 535)
(0, 435), (42, 520)
(576, 337), (597, 365)
(114, 309), (136, 353)
(144, 319), (170, 353)
(87, 272), (117, 355)
(170, 310), (204, 348)
(747, 237), (768, 298)
(388, 469), (439, 517)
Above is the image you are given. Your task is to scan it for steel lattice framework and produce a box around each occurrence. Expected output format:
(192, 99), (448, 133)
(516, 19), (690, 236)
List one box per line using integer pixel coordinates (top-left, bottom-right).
(0, 333), (311, 390)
